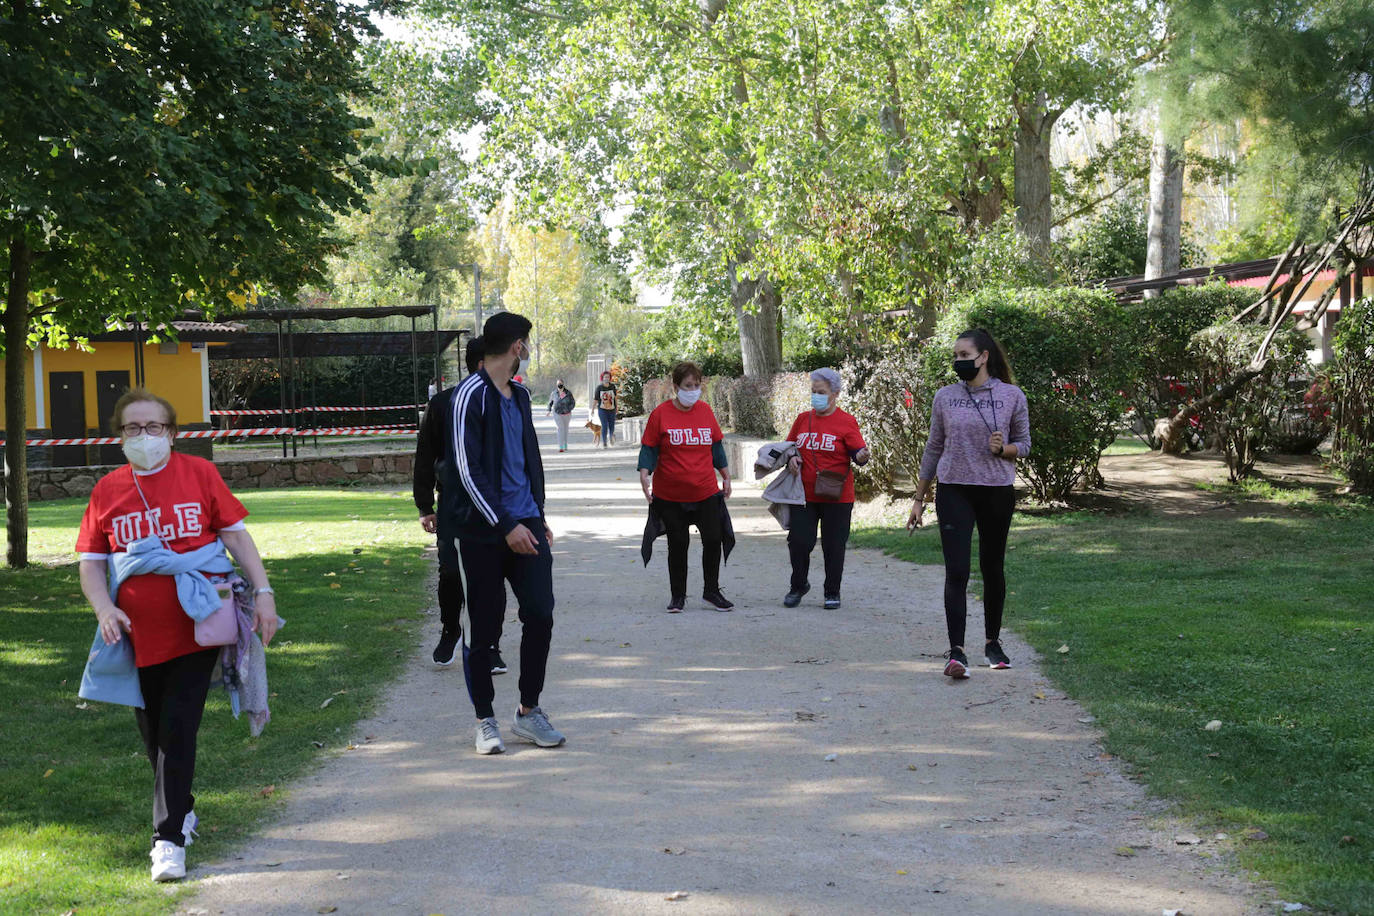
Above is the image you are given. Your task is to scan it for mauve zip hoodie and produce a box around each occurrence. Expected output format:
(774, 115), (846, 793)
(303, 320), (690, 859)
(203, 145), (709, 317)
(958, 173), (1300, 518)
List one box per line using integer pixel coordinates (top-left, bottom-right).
(919, 378), (1032, 487)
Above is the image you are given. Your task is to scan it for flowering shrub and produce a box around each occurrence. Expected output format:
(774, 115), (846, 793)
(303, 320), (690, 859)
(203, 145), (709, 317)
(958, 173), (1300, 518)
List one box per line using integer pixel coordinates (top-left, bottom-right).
(1184, 322), (1309, 480)
(1330, 297), (1374, 491)
(1118, 283), (1251, 449)
(842, 345), (933, 497)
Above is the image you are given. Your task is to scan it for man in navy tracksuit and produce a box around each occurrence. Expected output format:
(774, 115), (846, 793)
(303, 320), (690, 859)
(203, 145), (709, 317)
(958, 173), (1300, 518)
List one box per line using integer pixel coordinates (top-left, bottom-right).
(414, 335), (507, 674)
(447, 312), (565, 754)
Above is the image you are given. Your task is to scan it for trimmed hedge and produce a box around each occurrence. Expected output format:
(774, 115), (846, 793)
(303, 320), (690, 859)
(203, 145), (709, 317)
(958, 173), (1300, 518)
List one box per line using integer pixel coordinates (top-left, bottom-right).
(768, 373), (813, 440)
(1330, 297), (1374, 491)
(925, 287), (1137, 502)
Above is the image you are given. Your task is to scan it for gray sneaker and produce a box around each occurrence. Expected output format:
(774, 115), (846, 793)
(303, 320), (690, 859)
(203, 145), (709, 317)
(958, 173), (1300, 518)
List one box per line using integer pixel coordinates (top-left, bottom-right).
(511, 706), (566, 747)
(475, 716), (505, 754)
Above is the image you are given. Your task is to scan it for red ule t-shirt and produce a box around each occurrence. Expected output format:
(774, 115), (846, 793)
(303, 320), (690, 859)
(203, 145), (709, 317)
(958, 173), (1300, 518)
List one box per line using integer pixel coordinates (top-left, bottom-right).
(642, 399), (724, 503)
(76, 452), (249, 667)
(787, 408), (867, 503)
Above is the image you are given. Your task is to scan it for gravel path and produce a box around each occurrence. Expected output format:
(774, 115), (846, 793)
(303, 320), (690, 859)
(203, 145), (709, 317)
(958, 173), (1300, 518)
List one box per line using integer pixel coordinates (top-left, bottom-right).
(184, 419), (1262, 915)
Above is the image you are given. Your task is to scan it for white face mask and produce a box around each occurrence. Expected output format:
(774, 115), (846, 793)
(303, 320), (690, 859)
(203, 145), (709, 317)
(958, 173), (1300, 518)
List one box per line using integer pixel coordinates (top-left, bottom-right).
(677, 388), (702, 407)
(123, 434), (171, 470)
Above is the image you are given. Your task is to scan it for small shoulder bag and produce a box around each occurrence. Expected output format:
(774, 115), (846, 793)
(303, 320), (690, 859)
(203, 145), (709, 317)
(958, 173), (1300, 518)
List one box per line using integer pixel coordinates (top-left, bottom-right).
(808, 414), (849, 501)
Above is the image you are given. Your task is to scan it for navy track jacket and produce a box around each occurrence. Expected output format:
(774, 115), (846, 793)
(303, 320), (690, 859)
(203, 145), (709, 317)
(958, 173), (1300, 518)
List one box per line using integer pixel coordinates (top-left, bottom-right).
(444, 369), (547, 544)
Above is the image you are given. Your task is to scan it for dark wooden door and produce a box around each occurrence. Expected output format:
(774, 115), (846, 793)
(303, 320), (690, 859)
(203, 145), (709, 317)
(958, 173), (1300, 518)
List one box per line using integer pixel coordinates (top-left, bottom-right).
(96, 371), (131, 465)
(48, 371), (86, 467)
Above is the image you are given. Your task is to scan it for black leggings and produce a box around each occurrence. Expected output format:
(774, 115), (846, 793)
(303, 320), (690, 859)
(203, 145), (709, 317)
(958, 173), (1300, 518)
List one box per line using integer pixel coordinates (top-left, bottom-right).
(935, 483), (1015, 648)
(134, 647), (220, 846)
(787, 501), (853, 595)
(653, 494), (722, 598)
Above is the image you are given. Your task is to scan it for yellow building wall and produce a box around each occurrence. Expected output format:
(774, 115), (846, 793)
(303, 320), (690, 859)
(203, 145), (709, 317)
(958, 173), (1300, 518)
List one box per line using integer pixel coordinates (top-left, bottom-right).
(0, 342), (208, 432)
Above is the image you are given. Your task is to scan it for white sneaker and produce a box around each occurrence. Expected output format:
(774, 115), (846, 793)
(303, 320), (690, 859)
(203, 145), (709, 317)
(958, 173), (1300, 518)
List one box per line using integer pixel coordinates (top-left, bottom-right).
(182, 810), (199, 846)
(150, 840), (186, 882)
(475, 716), (505, 755)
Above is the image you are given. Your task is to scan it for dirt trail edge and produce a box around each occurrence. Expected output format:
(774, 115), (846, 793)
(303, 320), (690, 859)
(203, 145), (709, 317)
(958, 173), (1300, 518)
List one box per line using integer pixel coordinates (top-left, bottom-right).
(186, 428), (1263, 915)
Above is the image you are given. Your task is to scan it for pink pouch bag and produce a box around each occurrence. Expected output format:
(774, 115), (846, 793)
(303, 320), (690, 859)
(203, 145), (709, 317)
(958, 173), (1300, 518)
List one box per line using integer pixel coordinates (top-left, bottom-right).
(194, 582), (239, 647)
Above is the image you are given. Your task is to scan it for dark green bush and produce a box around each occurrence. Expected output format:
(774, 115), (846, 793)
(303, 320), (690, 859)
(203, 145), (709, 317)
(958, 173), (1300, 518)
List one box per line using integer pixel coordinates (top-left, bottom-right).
(1118, 283), (1253, 449)
(927, 287), (1137, 502)
(612, 352), (671, 416)
(1184, 321), (1309, 480)
(1330, 297), (1374, 491)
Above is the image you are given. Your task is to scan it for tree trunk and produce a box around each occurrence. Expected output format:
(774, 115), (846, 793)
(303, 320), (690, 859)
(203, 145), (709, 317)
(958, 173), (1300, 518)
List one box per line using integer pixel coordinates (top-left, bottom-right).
(729, 261), (782, 378)
(1014, 91), (1056, 262)
(4, 233), (32, 569)
(1144, 123), (1184, 299)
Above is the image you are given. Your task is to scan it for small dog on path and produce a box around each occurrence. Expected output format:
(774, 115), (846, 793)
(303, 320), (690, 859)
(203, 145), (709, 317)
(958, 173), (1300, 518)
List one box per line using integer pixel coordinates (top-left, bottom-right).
(584, 418), (602, 446)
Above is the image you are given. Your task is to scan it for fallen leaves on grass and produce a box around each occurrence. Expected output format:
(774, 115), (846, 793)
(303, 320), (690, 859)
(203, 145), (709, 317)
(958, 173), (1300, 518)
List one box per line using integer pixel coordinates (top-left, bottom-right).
(1056, 644), (1070, 654)
(320, 697), (335, 709)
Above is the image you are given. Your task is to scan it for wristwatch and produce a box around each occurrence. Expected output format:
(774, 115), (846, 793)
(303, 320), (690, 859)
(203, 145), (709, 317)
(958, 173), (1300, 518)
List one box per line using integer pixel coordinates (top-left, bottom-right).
(254, 586), (275, 596)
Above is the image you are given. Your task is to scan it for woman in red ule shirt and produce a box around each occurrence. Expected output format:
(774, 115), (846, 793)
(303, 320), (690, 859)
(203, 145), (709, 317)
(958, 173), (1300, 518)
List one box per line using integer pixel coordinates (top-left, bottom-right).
(638, 361), (734, 612)
(783, 368), (870, 610)
(76, 389), (279, 883)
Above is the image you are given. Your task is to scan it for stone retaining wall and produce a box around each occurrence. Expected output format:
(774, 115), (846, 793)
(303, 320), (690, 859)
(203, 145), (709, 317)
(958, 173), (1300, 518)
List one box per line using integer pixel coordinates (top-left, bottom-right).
(18, 452), (415, 502)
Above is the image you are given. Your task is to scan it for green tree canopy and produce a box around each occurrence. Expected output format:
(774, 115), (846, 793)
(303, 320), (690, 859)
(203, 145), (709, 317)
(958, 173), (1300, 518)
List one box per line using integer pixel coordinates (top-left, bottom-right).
(1, 0), (384, 566)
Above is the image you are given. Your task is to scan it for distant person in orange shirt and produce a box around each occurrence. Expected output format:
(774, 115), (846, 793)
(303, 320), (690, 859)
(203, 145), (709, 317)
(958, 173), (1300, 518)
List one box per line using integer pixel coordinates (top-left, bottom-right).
(782, 368), (870, 610)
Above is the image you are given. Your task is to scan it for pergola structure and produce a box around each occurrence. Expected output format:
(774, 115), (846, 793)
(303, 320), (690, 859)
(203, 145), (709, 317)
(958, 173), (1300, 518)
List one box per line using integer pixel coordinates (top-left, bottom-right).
(182, 304), (468, 456)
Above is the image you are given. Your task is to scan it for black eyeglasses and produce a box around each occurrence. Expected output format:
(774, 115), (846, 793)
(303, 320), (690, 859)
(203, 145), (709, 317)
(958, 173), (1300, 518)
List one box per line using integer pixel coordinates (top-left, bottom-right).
(121, 422), (168, 437)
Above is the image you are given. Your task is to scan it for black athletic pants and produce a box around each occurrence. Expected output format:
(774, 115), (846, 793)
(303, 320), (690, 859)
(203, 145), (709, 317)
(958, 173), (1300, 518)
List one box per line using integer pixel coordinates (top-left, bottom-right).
(439, 536), (504, 650)
(459, 520), (555, 720)
(935, 483), (1015, 649)
(134, 647), (220, 847)
(787, 501), (854, 596)
(653, 494), (722, 599)
(437, 535), (466, 634)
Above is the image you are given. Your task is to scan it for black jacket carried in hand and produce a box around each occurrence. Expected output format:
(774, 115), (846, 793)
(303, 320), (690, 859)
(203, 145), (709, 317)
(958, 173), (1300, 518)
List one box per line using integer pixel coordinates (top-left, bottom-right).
(414, 386), (457, 541)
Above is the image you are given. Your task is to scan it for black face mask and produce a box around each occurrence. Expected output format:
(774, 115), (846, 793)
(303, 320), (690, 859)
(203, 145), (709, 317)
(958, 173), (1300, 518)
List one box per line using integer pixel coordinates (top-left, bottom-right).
(953, 358), (980, 381)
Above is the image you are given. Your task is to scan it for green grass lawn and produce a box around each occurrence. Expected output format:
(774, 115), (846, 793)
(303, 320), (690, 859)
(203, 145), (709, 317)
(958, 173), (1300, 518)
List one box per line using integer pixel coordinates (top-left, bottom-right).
(852, 497), (1374, 914)
(1101, 435), (1153, 456)
(0, 488), (432, 915)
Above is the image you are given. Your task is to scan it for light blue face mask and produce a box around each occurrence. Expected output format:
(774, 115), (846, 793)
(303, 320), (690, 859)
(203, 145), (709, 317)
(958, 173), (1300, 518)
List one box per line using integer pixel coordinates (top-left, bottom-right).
(811, 393), (831, 411)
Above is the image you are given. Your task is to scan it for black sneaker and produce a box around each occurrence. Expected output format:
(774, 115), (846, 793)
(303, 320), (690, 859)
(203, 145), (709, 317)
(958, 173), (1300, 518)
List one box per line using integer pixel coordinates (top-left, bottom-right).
(943, 647), (970, 679)
(490, 648), (508, 675)
(433, 628), (461, 667)
(823, 594), (841, 610)
(783, 585), (809, 608)
(702, 589), (735, 611)
(667, 595), (686, 613)
(984, 639), (1011, 669)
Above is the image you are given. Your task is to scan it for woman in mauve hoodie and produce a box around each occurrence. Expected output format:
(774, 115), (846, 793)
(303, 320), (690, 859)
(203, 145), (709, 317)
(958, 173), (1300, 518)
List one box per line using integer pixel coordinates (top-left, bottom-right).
(908, 328), (1031, 680)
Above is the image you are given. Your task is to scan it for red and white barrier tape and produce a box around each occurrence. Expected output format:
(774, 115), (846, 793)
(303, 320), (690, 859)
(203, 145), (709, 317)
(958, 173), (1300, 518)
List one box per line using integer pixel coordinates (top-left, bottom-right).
(297, 423), (418, 432)
(210, 403), (424, 416)
(5, 426), (415, 446)
(292, 427), (417, 437)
